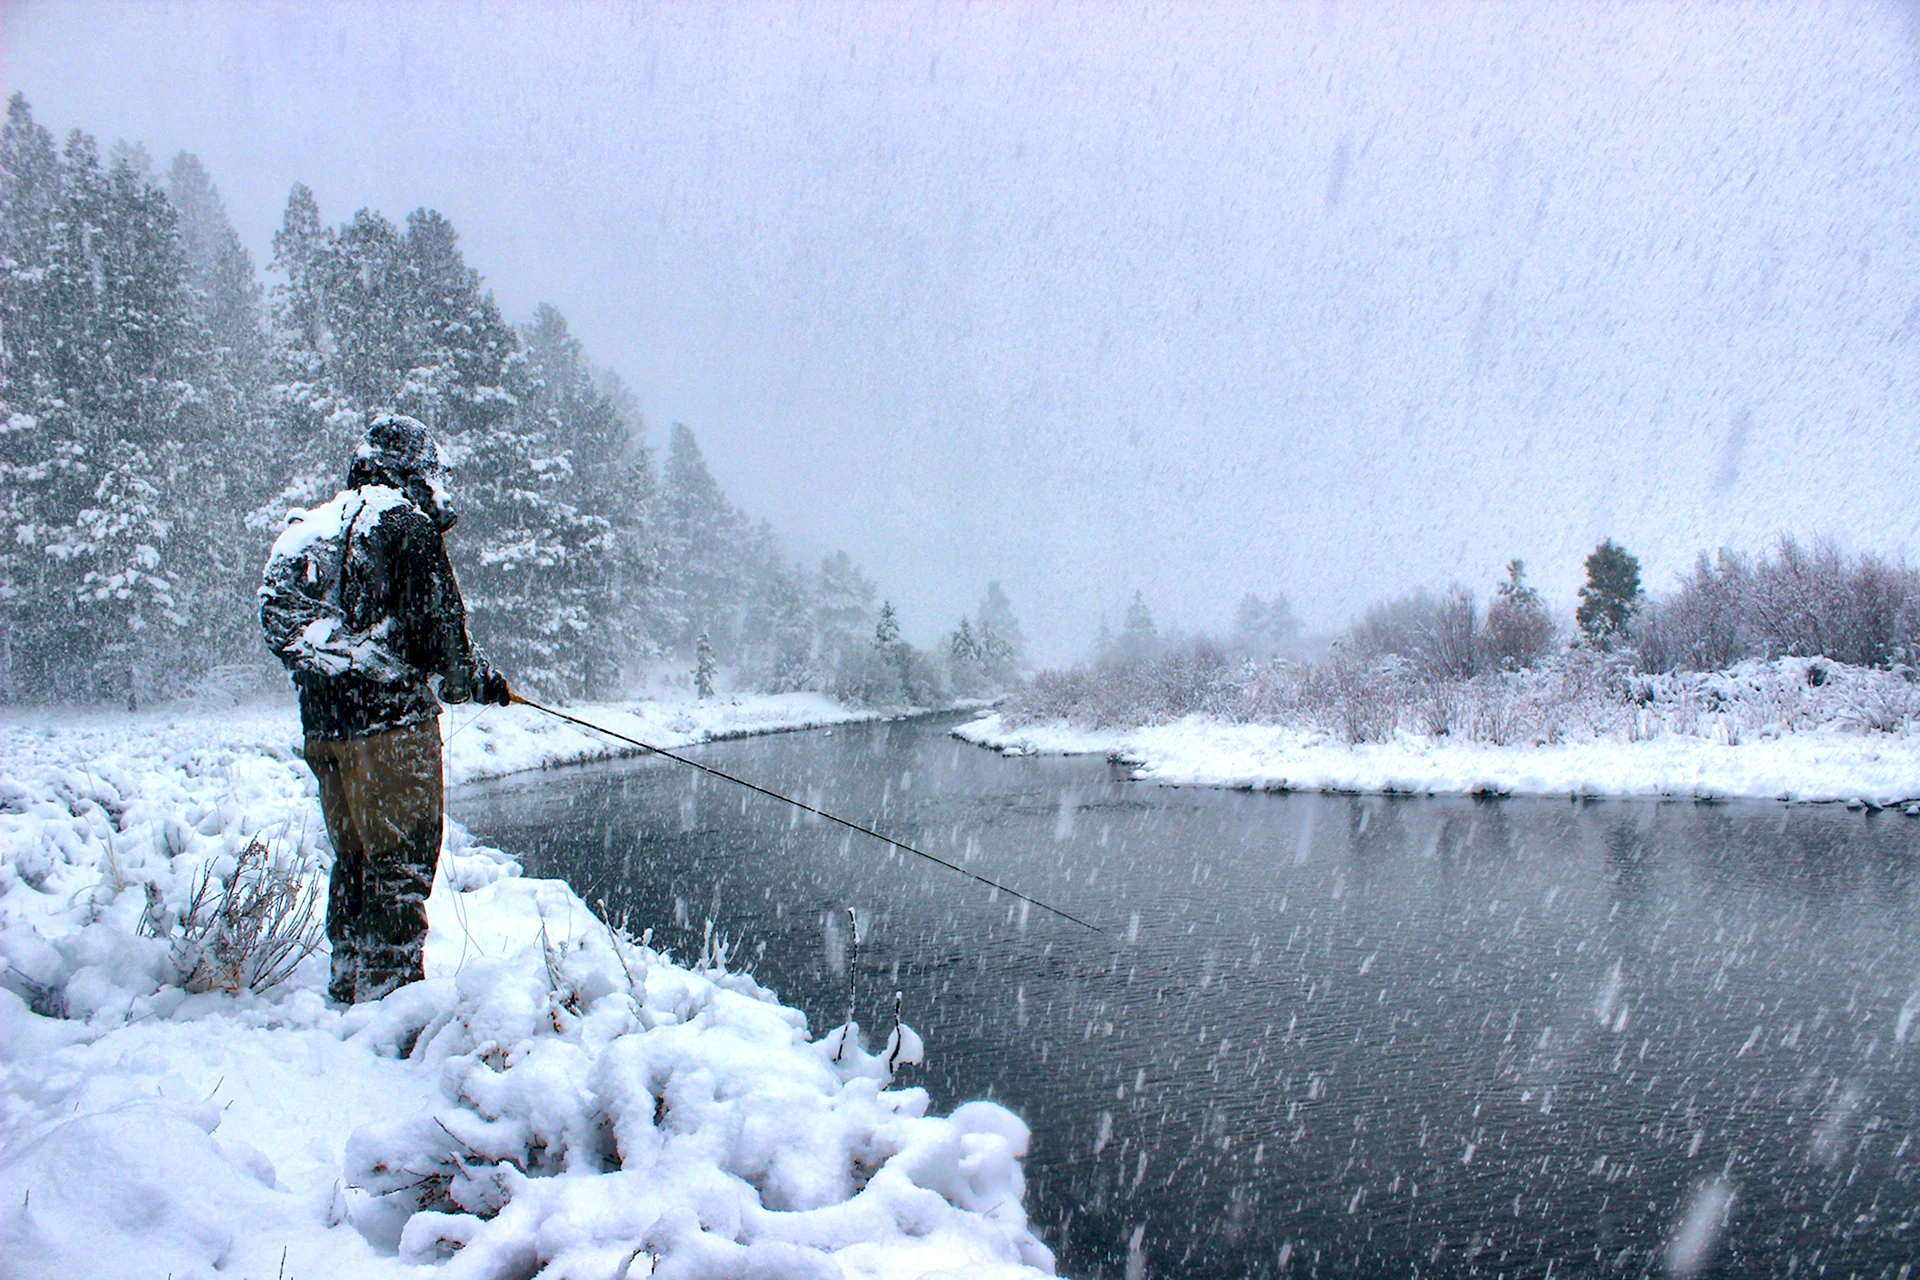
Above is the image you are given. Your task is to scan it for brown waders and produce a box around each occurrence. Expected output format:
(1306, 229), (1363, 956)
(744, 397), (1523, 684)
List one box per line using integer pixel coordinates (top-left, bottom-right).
(303, 718), (444, 1004)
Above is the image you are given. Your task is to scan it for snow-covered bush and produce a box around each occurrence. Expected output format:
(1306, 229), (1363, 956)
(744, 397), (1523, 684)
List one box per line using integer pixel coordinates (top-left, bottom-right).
(1002, 651), (1919, 746)
(0, 706), (1057, 1279)
(312, 926), (1053, 1278)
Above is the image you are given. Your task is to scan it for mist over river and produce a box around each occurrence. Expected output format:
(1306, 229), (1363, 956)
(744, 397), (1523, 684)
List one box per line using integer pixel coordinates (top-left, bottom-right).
(453, 713), (1920, 1278)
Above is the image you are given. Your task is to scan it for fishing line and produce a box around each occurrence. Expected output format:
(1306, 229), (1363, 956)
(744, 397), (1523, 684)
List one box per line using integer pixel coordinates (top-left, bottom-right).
(508, 694), (1103, 933)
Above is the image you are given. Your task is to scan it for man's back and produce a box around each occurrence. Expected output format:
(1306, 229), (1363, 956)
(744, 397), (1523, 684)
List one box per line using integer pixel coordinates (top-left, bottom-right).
(261, 481), (484, 739)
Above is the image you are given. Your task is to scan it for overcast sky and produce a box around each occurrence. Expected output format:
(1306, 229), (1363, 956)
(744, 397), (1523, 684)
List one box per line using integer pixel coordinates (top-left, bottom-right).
(9, 0), (1920, 660)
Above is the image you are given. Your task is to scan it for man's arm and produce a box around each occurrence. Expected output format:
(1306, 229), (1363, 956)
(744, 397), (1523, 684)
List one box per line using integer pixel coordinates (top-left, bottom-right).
(391, 510), (508, 705)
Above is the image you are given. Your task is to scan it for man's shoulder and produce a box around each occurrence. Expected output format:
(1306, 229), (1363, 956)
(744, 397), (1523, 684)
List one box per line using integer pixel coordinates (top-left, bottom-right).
(358, 486), (435, 540)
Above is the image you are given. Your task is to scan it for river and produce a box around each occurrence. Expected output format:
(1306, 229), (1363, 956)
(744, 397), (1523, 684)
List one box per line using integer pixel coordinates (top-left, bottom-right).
(452, 712), (1920, 1278)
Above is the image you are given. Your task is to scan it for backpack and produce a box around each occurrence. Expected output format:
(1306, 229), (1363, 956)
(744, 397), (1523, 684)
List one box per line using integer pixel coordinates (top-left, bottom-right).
(259, 488), (412, 682)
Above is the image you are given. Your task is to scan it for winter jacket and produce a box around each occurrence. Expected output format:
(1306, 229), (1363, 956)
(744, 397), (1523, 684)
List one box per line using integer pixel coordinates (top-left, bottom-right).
(260, 478), (494, 740)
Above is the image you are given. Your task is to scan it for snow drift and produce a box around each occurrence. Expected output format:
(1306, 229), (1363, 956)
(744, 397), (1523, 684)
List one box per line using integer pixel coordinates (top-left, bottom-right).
(0, 698), (1053, 1279)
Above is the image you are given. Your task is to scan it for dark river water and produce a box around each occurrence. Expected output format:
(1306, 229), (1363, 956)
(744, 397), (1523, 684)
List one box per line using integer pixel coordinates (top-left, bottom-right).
(452, 713), (1920, 1279)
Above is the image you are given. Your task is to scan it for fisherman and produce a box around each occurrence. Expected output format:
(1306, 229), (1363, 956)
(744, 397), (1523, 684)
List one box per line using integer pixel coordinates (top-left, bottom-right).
(259, 414), (511, 1003)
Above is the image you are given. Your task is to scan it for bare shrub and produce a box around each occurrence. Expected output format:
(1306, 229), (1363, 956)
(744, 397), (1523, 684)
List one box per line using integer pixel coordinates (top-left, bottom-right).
(1006, 641), (1237, 728)
(1466, 675), (1522, 745)
(1483, 561), (1556, 671)
(1354, 587), (1478, 679)
(1418, 677), (1467, 737)
(1644, 538), (1920, 672)
(143, 836), (324, 994)
(1313, 650), (1406, 744)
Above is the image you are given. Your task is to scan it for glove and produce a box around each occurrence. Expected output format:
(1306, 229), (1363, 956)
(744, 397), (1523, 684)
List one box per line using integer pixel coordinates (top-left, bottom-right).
(483, 668), (512, 707)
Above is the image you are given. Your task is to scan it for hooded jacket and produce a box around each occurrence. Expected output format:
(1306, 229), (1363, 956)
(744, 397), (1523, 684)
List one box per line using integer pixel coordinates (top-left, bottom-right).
(260, 455), (494, 740)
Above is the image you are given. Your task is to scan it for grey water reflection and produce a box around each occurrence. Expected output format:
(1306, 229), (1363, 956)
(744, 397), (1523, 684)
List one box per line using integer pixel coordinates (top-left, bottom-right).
(452, 715), (1920, 1278)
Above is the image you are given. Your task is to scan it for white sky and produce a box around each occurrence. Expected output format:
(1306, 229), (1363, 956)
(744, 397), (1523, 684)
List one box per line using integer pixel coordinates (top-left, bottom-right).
(8, 0), (1920, 660)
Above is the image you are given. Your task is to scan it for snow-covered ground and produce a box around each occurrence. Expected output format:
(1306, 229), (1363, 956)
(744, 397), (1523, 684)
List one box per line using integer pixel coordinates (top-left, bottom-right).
(956, 714), (1920, 810)
(0, 694), (1054, 1280)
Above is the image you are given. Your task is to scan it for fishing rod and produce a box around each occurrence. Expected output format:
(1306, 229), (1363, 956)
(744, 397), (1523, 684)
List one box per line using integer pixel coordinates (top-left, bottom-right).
(508, 693), (1104, 934)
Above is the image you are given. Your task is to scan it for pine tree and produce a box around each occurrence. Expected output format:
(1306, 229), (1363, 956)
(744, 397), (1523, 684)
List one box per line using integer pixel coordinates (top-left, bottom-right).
(1117, 592), (1158, 664)
(653, 424), (747, 657)
(265, 196), (648, 697)
(950, 617), (980, 665)
(1233, 593), (1300, 658)
(163, 151), (272, 673)
(1577, 540), (1643, 651)
(974, 582), (1025, 667)
(869, 602), (925, 705)
(733, 521), (816, 691)
(694, 631), (716, 698)
(814, 550), (876, 665)
(946, 617), (987, 696)
(167, 153), (267, 389)
(874, 602), (901, 652)
(0, 95), (68, 698)
(492, 303), (642, 695)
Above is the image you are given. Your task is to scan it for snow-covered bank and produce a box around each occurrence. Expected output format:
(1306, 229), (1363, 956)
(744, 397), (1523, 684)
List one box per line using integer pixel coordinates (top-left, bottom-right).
(442, 690), (889, 783)
(956, 713), (1920, 810)
(0, 698), (1054, 1279)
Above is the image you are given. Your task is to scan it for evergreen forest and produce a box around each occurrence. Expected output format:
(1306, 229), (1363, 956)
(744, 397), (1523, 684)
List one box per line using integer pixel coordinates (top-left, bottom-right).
(0, 95), (1018, 707)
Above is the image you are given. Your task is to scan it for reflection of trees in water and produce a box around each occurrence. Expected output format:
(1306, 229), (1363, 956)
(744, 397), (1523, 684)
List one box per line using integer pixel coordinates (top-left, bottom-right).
(1601, 813), (1651, 903)
(1676, 804), (1912, 908)
(1338, 795), (1393, 897)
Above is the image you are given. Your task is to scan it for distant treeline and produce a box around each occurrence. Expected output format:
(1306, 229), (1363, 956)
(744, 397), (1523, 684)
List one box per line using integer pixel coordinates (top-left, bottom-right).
(0, 94), (1021, 707)
(1016, 537), (1920, 738)
(1081, 536), (1920, 679)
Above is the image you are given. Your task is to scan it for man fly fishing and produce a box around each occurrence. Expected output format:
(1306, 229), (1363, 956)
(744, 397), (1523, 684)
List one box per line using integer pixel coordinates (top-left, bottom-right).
(260, 414), (512, 1004)
(262, 415), (1092, 1007)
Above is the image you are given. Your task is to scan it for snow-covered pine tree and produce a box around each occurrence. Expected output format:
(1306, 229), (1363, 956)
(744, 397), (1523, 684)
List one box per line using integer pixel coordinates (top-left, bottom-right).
(392, 209), (522, 440)
(263, 188), (373, 512)
(168, 154), (267, 392)
(814, 550), (876, 669)
(495, 304), (641, 696)
(950, 617), (980, 666)
(694, 631), (716, 698)
(163, 151), (273, 675)
(974, 582), (1025, 670)
(871, 601), (919, 699)
(0, 95), (68, 699)
(593, 367), (658, 603)
(735, 526), (816, 692)
(1233, 592), (1300, 659)
(976, 624), (1017, 685)
(947, 617), (990, 696)
(653, 424), (748, 659)
(269, 197), (638, 697)
(874, 602), (901, 652)
(1577, 540), (1643, 652)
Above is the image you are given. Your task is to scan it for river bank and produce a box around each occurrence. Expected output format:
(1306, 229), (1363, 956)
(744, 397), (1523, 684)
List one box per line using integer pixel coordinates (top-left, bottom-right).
(0, 694), (1054, 1279)
(955, 711), (1920, 810)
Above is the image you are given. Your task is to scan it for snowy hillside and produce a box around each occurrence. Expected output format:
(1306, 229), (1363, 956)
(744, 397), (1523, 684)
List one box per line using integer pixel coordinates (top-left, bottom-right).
(0, 699), (1053, 1279)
